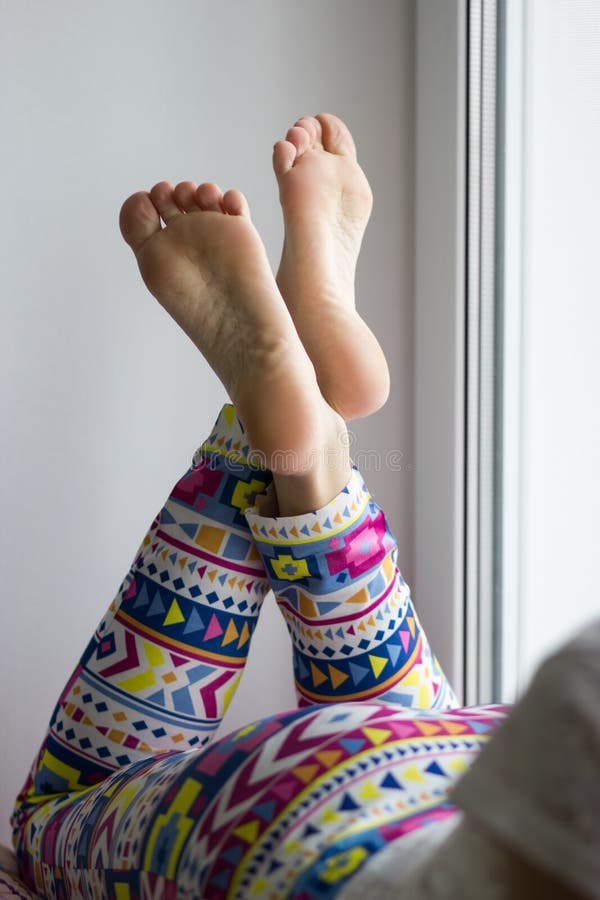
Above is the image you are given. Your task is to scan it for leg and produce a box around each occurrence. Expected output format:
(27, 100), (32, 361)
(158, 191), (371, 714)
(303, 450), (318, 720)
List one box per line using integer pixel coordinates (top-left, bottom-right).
(248, 465), (457, 710)
(14, 180), (339, 893)
(273, 113), (389, 421)
(13, 163), (457, 898)
(11, 403), (278, 881)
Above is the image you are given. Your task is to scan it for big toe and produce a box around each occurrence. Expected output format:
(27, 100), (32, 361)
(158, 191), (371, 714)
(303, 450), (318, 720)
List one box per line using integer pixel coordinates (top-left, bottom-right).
(119, 192), (161, 253)
(316, 113), (357, 158)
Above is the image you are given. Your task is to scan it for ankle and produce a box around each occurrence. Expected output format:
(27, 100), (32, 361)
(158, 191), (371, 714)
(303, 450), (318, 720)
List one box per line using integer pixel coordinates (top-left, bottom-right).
(272, 409), (351, 516)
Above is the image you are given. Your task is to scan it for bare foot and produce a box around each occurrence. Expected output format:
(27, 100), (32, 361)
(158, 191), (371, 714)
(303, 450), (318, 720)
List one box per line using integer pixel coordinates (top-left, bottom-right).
(119, 181), (344, 474)
(273, 113), (390, 421)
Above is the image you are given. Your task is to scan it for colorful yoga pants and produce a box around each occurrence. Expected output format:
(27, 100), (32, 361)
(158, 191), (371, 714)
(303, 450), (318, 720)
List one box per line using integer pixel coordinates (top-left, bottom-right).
(12, 406), (506, 899)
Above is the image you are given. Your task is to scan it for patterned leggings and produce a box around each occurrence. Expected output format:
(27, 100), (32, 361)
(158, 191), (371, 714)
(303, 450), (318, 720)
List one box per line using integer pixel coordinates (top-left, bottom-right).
(12, 406), (506, 899)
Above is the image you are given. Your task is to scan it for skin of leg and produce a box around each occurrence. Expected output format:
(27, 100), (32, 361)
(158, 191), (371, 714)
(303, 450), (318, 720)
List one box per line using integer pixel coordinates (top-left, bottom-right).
(119, 179), (349, 481)
(272, 113), (390, 422)
(13, 173), (457, 898)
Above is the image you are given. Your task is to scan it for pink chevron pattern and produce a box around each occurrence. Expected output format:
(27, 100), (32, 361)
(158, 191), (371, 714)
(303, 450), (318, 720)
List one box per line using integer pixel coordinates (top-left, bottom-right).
(13, 407), (273, 835)
(14, 405), (476, 900)
(15, 701), (507, 899)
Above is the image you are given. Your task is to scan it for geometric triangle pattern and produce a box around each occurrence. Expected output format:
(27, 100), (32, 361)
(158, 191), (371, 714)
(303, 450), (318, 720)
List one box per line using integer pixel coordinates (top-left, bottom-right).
(17, 695), (507, 900)
(15, 403), (484, 900)
(247, 467), (457, 711)
(187, 701), (508, 899)
(19, 405), (274, 812)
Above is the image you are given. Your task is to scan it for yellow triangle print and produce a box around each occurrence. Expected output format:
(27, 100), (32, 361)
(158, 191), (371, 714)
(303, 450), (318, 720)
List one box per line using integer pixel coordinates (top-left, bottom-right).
(316, 750), (343, 768)
(299, 593), (318, 618)
(284, 840), (302, 854)
(233, 820), (260, 843)
(293, 764), (319, 784)
(310, 662), (329, 688)
(407, 615), (416, 637)
(223, 404), (236, 427)
(358, 780), (382, 801)
(416, 721), (442, 736)
(444, 721), (468, 735)
(362, 726), (392, 746)
(404, 765), (426, 783)
(347, 588), (368, 604)
(222, 618), (240, 646)
(328, 664), (349, 689)
(237, 621), (250, 649)
(163, 599), (185, 626)
(320, 808), (342, 825)
(368, 654), (388, 678)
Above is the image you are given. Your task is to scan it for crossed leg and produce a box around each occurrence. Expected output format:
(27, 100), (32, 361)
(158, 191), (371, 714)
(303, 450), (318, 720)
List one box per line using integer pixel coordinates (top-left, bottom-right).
(11, 115), (586, 900)
(12, 115), (464, 898)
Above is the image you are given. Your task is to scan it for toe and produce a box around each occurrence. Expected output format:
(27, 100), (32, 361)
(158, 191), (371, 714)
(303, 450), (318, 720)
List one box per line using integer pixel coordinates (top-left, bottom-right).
(174, 181), (198, 212)
(285, 125), (312, 157)
(196, 182), (224, 212)
(316, 113), (357, 158)
(119, 191), (162, 252)
(294, 115), (322, 145)
(150, 181), (181, 223)
(222, 188), (250, 218)
(272, 140), (297, 178)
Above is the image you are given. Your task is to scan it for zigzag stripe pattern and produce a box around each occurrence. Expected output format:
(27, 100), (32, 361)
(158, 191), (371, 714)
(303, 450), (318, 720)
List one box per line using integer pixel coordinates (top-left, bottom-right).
(14, 404), (471, 900)
(247, 470), (457, 709)
(16, 405), (272, 807)
(16, 701), (507, 899)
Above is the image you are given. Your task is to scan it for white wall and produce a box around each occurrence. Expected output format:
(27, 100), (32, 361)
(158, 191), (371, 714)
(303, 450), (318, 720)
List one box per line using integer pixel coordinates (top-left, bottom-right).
(0, 0), (417, 843)
(516, 0), (600, 686)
